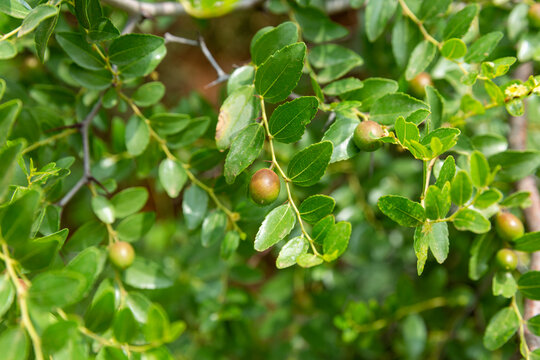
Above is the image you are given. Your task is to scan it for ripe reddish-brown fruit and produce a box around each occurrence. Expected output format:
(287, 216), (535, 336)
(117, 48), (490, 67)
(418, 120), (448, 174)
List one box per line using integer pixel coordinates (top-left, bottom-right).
(495, 249), (518, 271)
(529, 4), (540, 28)
(109, 241), (135, 270)
(410, 72), (433, 98)
(495, 212), (524, 242)
(249, 169), (280, 206)
(353, 121), (384, 152)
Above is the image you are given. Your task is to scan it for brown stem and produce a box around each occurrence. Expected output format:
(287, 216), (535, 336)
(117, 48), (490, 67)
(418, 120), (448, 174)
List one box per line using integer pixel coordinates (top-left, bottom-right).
(509, 62), (540, 350)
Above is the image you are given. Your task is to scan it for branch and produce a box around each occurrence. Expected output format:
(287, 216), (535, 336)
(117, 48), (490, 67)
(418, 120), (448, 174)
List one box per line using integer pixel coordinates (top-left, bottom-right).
(57, 98), (102, 207)
(165, 33), (229, 87)
(101, 0), (351, 18)
(508, 62), (540, 350)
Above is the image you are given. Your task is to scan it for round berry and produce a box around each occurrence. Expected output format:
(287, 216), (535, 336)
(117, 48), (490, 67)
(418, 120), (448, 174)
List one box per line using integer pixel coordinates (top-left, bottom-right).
(495, 249), (518, 271)
(249, 169), (280, 206)
(353, 121), (384, 152)
(410, 72), (433, 98)
(109, 241), (135, 270)
(495, 212), (525, 242)
(529, 4), (540, 28)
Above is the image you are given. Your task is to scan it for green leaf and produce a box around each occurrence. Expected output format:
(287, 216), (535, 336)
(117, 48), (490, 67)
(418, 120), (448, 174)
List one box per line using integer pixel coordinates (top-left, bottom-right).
(450, 170), (472, 206)
(424, 184), (451, 220)
(69, 65), (112, 91)
(309, 44), (363, 83)
(123, 258), (174, 289)
(469, 233), (498, 280)
(158, 159), (187, 198)
(323, 221), (351, 261)
(464, 32), (503, 63)
(419, 0), (451, 19)
(63, 220), (107, 252)
(505, 98), (524, 117)
(313, 215), (335, 245)
(0, 0), (29, 18)
(0, 327), (28, 360)
(341, 77), (398, 111)
(518, 271), (540, 300)
(65, 246), (105, 299)
(118, 43), (166, 78)
(109, 34), (164, 66)
(435, 156), (455, 189)
(292, 5), (347, 43)
(365, 0), (398, 42)
(413, 225), (429, 275)
(85, 281), (115, 332)
(453, 208), (491, 234)
(492, 271), (517, 298)
(220, 231), (240, 260)
(395, 116), (419, 144)
(182, 185), (208, 230)
(483, 307), (519, 350)
(514, 232), (540, 252)
(0, 142), (22, 201)
(201, 210), (227, 247)
(484, 79), (505, 105)
(250, 21), (298, 65)
(0, 99), (22, 145)
(426, 86), (444, 130)
(299, 195), (335, 224)
(443, 4), (479, 40)
(474, 189), (502, 209)
(321, 112), (360, 163)
(392, 14), (422, 68)
(296, 253), (323, 268)
(144, 304), (169, 342)
(113, 307), (137, 343)
(323, 78), (364, 96)
(125, 116), (150, 156)
(88, 18), (120, 43)
(276, 236), (309, 269)
(111, 187), (148, 218)
(470, 151), (490, 188)
(441, 38), (467, 60)
(528, 315), (540, 337)
(287, 141), (333, 186)
(216, 85), (259, 150)
(269, 96), (318, 143)
(149, 113), (190, 136)
(167, 116), (210, 149)
(42, 320), (82, 358)
(423, 222), (449, 264)
(0, 274), (14, 319)
(116, 212), (155, 242)
(91, 196), (115, 224)
(224, 123), (264, 184)
(405, 41), (437, 81)
(378, 195), (426, 227)
(56, 32), (105, 70)
(489, 150), (540, 182)
(401, 314), (427, 359)
(501, 191), (531, 209)
(133, 82), (165, 107)
(18, 4), (58, 37)
(15, 229), (68, 271)
(0, 41), (17, 60)
(255, 42), (306, 103)
(1, 190), (40, 248)
(28, 270), (87, 308)
(370, 93), (429, 125)
(227, 65), (255, 95)
(254, 204), (296, 251)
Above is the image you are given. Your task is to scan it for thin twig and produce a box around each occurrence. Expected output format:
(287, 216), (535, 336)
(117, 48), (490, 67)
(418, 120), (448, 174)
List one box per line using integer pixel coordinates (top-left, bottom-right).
(164, 33), (198, 46)
(57, 98), (102, 207)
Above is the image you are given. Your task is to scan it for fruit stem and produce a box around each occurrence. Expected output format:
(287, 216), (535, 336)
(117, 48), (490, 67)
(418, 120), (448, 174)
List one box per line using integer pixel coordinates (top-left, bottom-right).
(259, 97), (321, 257)
(420, 158), (437, 206)
(512, 296), (531, 359)
(397, 0), (441, 48)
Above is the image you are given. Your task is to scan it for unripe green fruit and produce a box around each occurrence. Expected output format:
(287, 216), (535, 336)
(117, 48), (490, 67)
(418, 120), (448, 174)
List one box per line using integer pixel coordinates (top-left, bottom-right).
(109, 241), (135, 270)
(249, 169), (280, 206)
(495, 249), (518, 271)
(410, 72), (433, 98)
(353, 121), (384, 152)
(495, 212), (524, 241)
(529, 4), (540, 28)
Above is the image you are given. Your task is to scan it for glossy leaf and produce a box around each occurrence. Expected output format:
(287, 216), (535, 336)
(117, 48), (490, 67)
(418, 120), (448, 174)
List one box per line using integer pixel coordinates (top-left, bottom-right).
(158, 159), (187, 198)
(453, 209), (491, 234)
(201, 210), (227, 247)
(250, 21), (298, 65)
(269, 96), (318, 143)
(483, 307), (519, 350)
(111, 187), (148, 218)
(378, 195), (426, 227)
(182, 185), (208, 230)
(323, 221), (351, 261)
(371, 93), (429, 125)
(287, 141), (333, 186)
(299, 194), (335, 224)
(224, 123), (264, 184)
(254, 204), (296, 252)
(276, 236), (309, 269)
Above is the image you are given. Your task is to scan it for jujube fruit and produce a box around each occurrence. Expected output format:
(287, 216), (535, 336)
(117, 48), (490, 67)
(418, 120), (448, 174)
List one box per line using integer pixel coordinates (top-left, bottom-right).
(109, 241), (135, 270)
(529, 4), (540, 28)
(250, 169), (280, 206)
(353, 120), (384, 152)
(410, 72), (433, 98)
(495, 212), (524, 241)
(495, 249), (518, 271)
